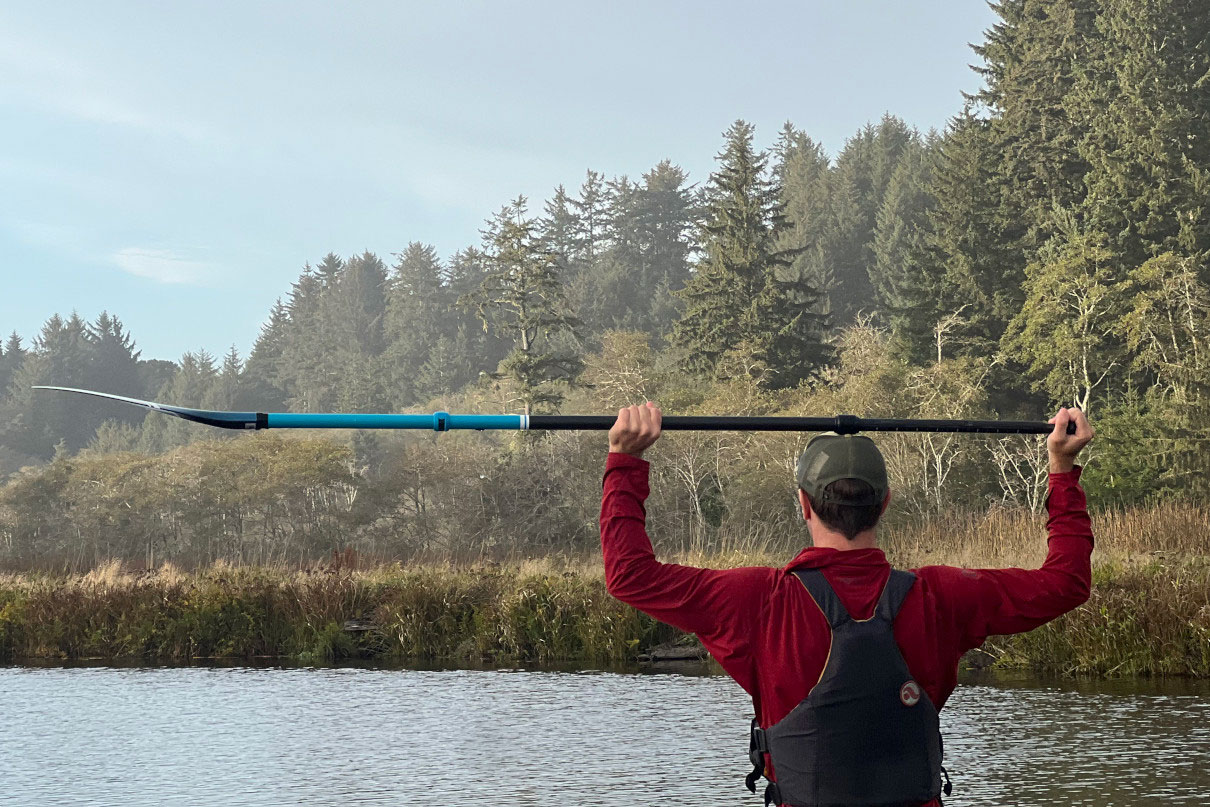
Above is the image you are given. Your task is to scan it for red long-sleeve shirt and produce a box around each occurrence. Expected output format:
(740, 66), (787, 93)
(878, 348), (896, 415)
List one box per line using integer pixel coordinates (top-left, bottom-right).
(600, 451), (1093, 807)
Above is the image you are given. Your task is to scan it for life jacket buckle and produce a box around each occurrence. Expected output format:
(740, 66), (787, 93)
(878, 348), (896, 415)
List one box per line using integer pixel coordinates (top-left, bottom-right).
(745, 718), (769, 793)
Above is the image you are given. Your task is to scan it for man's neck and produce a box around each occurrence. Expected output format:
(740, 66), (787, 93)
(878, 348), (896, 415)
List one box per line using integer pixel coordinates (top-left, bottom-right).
(811, 527), (878, 552)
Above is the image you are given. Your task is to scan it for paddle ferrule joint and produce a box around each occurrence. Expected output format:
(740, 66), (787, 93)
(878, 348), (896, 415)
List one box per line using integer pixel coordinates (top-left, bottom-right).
(433, 411), (450, 432)
(833, 414), (861, 435)
(255, 413), (269, 430)
(520, 414), (530, 431)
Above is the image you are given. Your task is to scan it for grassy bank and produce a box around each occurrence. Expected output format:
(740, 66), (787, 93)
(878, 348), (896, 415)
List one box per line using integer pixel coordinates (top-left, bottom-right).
(2, 504), (1209, 676)
(1, 559), (1208, 676)
(0, 559), (676, 666)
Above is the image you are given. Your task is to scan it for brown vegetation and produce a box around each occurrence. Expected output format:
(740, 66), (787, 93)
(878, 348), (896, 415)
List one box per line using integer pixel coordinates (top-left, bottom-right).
(1, 503), (1207, 676)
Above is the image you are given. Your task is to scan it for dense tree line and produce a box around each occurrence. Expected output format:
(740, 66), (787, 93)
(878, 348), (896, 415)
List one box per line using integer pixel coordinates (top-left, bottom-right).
(2, 0), (1209, 565)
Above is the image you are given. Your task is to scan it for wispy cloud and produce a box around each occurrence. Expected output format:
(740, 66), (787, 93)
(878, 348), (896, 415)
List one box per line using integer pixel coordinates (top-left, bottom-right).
(112, 248), (211, 285)
(0, 28), (214, 143)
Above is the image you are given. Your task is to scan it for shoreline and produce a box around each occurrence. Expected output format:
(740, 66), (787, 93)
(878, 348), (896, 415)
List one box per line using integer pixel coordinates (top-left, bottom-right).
(6, 657), (1210, 702)
(2, 557), (1208, 677)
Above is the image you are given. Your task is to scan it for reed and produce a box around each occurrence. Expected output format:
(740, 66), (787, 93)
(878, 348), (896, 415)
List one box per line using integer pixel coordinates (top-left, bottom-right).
(1, 503), (1207, 675)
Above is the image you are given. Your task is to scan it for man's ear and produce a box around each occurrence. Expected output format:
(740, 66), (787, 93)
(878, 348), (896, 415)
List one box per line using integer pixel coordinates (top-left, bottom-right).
(798, 489), (812, 523)
(880, 489), (893, 517)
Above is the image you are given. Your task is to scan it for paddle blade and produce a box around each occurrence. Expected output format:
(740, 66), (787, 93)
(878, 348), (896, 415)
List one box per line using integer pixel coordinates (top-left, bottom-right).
(32, 386), (261, 430)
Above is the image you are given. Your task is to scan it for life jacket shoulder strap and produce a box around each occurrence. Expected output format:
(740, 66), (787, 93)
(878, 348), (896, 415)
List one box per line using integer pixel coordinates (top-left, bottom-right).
(791, 569), (849, 627)
(875, 569), (918, 623)
(792, 568), (918, 627)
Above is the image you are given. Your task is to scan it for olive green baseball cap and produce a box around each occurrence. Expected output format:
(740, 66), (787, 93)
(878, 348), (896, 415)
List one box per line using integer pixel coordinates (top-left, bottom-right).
(796, 433), (888, 507)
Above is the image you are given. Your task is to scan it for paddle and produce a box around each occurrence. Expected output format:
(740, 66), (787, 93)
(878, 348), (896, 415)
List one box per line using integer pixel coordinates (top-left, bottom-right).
(33, 386), (1075, 435)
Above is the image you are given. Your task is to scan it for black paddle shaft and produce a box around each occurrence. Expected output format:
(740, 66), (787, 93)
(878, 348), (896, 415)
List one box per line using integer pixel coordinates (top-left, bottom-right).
(528, 414), (1075, 435)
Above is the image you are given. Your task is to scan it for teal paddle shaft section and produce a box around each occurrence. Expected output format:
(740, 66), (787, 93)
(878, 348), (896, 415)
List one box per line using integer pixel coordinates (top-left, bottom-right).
(267, 412), (525, 431)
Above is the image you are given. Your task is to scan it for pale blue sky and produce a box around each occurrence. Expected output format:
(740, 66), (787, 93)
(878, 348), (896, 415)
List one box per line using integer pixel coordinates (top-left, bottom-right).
(2, 1), (997, 362)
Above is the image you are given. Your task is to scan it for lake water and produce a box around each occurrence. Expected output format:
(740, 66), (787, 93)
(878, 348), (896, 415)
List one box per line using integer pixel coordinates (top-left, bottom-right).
(2, 663), (1209, 806)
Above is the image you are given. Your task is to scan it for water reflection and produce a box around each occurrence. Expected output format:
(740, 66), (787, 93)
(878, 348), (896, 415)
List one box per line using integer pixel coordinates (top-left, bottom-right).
(2, 664), (1208, 806)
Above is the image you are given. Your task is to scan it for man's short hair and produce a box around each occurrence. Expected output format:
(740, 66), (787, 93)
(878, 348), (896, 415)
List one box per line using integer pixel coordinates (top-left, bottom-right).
(804, 478), (884, 540)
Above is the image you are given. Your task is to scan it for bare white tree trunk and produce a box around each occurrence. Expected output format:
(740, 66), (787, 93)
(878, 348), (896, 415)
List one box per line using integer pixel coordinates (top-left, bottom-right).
(989, 436), (1050, 514)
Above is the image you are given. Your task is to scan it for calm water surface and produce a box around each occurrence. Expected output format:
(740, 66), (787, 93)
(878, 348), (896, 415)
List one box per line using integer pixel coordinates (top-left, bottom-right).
(2, 663), (1209, 806)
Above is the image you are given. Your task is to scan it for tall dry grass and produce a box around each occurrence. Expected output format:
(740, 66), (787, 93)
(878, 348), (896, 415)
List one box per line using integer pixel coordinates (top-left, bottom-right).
(669, 499), (1210, 570)
(0, 557), (673, 666)
(1, 502), (1207, 675)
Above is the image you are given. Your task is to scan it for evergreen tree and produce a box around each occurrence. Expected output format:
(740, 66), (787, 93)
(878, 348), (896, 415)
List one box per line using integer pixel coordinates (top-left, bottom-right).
(572, 170), (608, 266)
(283, 251), (381, 411)
(213, 346), (243, 409)
(0, 332), (26, 467)
(337, 251), (388, 358)
(561, 162), (696, 339)
(673, 121), (825, 387)
(462, 197), (583, 413)
(239, 299), (290, 411)
(540, 185), (580, 263)
(633, 161), (696, 335)
(973, 0), (1099, 249)
(924, 111), (1022, 345)
(870, 114), (917, 196)
(137, 359), (178, 399)
(446, 246), (492, 299)
(384, 243), (451, 404)
(86, 419), (142, 454)
(85, 312), (145, 427)
(413, 332), (475, 402)
(3, 314), (98, 457)
(871, 137), (944, 360)
(329, 251), (389, 411)
(1067, 0), (1210, 266)
(825, 116), (918, 326)
(314, 252), (344, 289)
(0, 332), (24, 396)
(141, 351), (222, 450)
(576, 175), (642, 335)
(776, 124), (836, 324)
(445, 246), (509, 384)
(278, 263), (341, 412)
(559, 171), (611, 338)
(605, 175), (643, 259)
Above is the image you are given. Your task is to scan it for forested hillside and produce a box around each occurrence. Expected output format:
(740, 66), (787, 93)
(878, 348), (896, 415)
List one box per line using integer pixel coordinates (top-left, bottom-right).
(2, 0), (1208, 566)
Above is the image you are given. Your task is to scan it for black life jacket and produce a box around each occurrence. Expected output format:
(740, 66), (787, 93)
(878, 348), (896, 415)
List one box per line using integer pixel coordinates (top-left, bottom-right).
(746, 569), (947, 807)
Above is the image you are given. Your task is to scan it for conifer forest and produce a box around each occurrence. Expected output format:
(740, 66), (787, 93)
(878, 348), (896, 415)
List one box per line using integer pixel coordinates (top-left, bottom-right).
(2, 1), (1209, 569)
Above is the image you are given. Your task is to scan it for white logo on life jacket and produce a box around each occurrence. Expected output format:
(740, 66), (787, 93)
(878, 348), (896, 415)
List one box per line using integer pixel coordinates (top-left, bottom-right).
(899, 680), (921, 707)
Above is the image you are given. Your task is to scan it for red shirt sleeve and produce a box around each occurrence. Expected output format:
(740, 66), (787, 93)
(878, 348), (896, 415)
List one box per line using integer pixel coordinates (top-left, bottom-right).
(919, 467), (1094, 653)
(600, 452), (772, 692)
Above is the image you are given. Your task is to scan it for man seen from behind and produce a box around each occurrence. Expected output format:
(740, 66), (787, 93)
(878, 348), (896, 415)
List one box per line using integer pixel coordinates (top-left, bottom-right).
(599, 402), (1094, 806)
